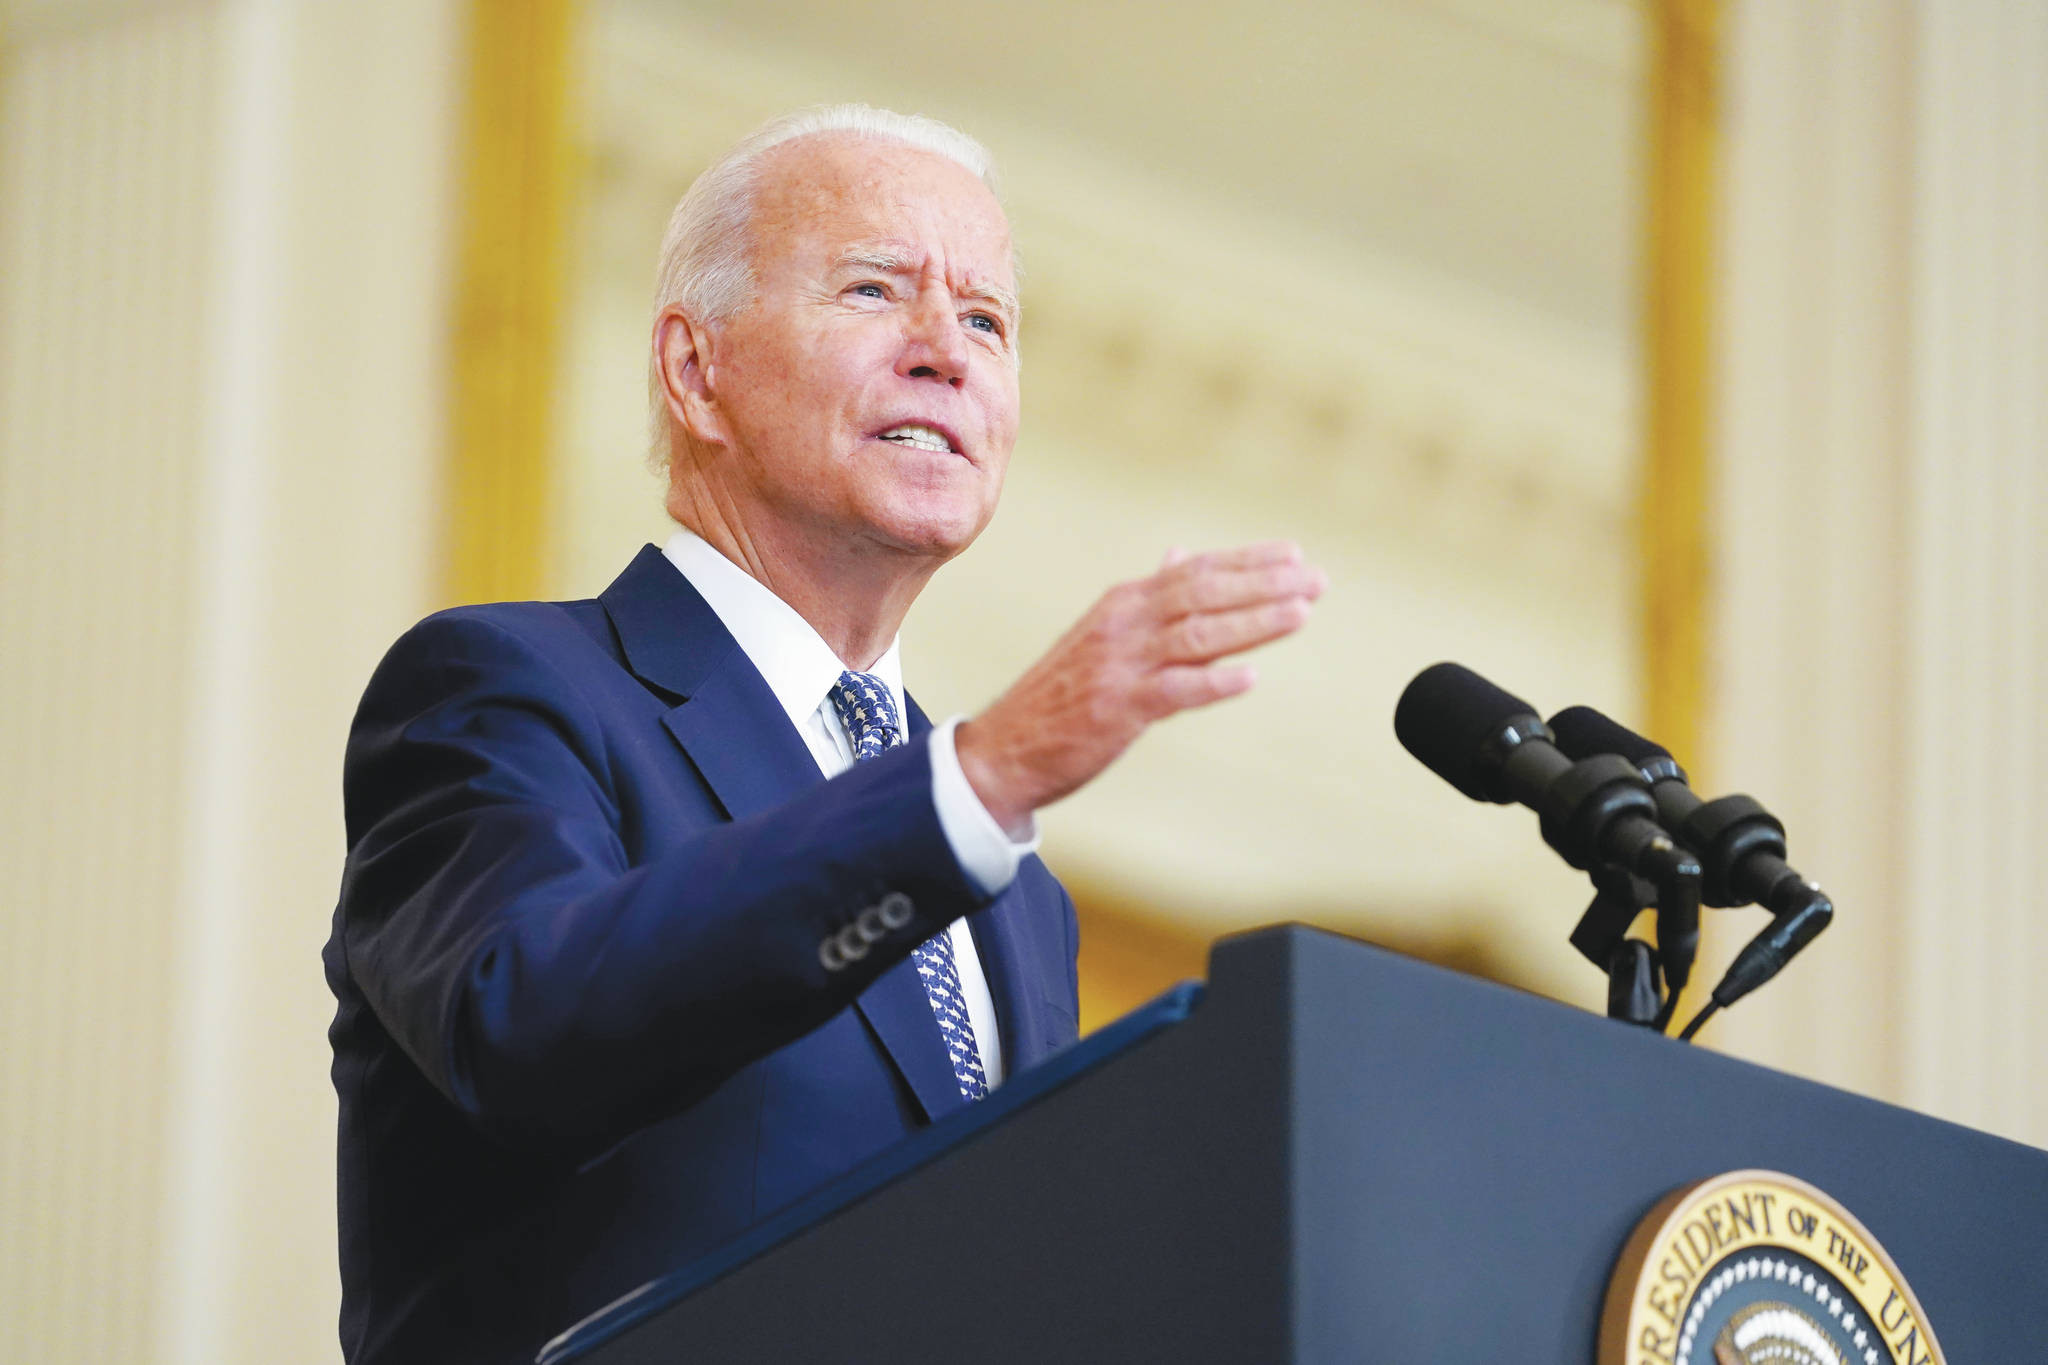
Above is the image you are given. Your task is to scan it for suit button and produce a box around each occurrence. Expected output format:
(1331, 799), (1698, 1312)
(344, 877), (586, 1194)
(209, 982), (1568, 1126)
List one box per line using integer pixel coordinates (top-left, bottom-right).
(854, 904), (890, 944)
(834, 923), (872, 961)
(877, 892), (914, 929)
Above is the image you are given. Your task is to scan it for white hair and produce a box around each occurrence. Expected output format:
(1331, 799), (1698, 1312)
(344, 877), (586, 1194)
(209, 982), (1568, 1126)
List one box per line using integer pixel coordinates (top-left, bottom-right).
(646, 104), (1004, 471)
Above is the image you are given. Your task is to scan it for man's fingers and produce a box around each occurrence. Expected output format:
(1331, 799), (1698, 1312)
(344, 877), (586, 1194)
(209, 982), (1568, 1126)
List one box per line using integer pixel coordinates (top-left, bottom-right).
(964, 542), (1321, 821)
(1144, 662), (1258, 718)
(1155, 540), (1303, 584)
(1154, 559), (1327, 620)
(1157, 596), (1314, 664)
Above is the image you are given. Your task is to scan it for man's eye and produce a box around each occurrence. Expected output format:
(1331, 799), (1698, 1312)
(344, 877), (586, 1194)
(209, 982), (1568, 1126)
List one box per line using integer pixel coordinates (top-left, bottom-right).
(966, 312), (1002, 335)
(851, 283), (887, 300)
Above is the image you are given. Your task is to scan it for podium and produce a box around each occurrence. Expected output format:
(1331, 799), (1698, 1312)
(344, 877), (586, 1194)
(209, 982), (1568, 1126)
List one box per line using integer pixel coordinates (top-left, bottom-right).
(541, 926), (2048, 1362)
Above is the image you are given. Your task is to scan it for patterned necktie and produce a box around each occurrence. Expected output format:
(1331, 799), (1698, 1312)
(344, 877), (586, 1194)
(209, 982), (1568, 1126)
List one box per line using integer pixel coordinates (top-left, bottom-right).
(828, 670), (989, 1102)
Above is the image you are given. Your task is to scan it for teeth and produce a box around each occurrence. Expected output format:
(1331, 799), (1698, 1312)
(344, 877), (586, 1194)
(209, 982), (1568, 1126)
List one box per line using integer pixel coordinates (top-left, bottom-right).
(877, 424), (953, 453)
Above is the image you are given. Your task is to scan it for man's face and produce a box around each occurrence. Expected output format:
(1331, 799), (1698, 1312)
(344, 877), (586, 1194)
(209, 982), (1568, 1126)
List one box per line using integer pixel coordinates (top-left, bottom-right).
(691, 135), (1021, 567)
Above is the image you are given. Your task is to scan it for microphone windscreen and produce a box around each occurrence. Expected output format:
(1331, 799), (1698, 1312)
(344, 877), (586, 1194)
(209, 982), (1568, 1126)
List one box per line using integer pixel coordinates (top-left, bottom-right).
(1548, 706), (1679, 774)
(1394, 662), (1543, 802)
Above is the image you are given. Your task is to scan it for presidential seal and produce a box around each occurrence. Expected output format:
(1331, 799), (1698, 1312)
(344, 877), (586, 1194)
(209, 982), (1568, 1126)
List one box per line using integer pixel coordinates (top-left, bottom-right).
(1599, 1170), (1945, 1365)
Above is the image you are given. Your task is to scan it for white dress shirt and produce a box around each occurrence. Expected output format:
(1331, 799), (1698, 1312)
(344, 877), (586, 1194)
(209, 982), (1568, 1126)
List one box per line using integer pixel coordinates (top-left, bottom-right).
(661, 529), (1037, 1088)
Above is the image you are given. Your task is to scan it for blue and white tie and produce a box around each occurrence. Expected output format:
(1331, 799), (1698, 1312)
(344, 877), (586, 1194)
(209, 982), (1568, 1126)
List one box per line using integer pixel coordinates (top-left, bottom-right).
(828, 670), (989, 1102)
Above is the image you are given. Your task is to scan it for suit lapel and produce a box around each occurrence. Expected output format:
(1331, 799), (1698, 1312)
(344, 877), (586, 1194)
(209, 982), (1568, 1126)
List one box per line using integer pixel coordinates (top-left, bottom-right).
(600, 545), (962, 1122)
(658, 661), (820, 823)
(603, 545), (818, 820)
(852, 961), (966, 1122)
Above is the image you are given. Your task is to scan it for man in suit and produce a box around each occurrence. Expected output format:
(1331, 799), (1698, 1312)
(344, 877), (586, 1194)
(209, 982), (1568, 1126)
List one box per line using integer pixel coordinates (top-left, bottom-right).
(325, 105), (1324, 1364)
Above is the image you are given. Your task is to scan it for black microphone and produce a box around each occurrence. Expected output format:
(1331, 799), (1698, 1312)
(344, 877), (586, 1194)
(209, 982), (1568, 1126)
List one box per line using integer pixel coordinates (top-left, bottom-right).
(1394, 662), (1700, 915)
(1547, 706), (1832, 1009)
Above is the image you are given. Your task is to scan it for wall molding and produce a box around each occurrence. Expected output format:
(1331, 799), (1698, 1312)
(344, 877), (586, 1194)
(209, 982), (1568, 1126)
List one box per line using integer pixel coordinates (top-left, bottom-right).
(442, 0), (576, 606)
(1641, 0), (1718, 778)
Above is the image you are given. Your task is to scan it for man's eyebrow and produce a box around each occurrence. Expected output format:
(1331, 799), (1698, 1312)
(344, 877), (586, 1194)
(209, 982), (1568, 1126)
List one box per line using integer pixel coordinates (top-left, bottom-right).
(831, 246), (1019, 323)
(957, 280), (1020, 323)
(831, 247), (918, 275)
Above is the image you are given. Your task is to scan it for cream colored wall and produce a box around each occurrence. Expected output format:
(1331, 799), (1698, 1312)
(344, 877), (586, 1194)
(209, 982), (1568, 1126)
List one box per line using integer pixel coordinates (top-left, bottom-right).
(1, 9), (219, 1356)
(0, 1), (459, 1360)
(1708, 0), (2048, 1150)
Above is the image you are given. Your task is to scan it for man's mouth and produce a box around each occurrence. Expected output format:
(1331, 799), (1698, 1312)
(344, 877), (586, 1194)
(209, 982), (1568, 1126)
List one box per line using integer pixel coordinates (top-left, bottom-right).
(874, 423), (957, 454)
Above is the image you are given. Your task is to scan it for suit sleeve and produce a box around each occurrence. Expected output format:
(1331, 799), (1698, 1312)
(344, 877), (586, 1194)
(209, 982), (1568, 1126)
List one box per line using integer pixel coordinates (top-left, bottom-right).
(334, 611), (990, 1154)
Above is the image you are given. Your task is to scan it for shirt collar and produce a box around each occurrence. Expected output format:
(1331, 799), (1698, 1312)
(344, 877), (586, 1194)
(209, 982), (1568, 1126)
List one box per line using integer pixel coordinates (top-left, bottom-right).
(660, 529), (904, 729)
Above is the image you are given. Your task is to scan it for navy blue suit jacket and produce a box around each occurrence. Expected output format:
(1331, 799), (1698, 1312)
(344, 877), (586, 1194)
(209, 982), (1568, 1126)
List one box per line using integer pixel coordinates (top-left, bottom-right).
(324, 545), (1080, 1365)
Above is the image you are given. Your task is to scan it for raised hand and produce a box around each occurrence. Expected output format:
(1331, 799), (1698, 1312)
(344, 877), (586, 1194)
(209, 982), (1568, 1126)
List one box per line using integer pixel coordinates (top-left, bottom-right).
(954, 541), (1325, 835)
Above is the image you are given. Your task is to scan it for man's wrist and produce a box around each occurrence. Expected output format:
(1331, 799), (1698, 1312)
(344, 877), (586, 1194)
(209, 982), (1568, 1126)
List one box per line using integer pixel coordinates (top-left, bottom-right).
(930, 717), (1039, 895)
(951, 716), (1038, 837)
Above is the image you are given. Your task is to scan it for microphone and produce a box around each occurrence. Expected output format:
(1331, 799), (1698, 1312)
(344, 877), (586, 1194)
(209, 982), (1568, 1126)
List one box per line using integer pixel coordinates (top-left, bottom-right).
(1546, 706), (1832, 1012)
(1395, 663), (1701, 999)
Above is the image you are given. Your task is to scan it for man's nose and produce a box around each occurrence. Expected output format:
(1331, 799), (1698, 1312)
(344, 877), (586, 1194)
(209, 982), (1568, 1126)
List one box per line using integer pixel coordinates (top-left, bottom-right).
(898, 290), (969, 388)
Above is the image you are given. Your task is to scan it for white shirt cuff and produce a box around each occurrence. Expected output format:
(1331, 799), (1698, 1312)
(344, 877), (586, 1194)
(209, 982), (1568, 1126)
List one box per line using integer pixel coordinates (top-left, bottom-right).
(928, 715), (1041, 896)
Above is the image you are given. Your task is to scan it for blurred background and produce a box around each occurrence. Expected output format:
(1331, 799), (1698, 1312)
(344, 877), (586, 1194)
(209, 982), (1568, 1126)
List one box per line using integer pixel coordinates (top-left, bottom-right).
(1, 0), (2041, 1359)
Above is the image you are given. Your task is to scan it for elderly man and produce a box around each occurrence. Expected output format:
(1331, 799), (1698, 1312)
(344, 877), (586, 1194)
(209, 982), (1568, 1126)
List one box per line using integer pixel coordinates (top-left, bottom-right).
(325, 105), (1322, 1364)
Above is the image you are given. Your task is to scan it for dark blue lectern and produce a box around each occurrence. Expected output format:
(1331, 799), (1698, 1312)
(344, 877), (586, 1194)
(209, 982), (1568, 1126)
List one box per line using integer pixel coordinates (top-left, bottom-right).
(540, 926), (2048, 1362)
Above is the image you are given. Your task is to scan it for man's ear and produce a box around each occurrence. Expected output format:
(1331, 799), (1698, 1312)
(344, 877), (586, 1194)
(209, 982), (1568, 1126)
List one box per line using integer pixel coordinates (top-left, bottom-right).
(654, 306), (727, 447)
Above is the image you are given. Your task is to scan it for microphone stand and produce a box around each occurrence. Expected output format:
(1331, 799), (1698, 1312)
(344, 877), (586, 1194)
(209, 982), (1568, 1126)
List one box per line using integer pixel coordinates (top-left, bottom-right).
(1516, 748), (1702, 1036)
(1569, 858), (1701, 1033)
